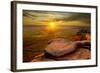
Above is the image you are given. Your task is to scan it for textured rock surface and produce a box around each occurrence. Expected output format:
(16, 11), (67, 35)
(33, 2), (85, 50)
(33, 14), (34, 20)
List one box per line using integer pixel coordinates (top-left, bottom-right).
(51, 48), (91, 60)
(45, 38), (76, 56)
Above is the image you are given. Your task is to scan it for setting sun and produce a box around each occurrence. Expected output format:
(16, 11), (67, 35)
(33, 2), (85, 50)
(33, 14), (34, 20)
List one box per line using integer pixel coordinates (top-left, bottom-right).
(48, 22), (56, 30)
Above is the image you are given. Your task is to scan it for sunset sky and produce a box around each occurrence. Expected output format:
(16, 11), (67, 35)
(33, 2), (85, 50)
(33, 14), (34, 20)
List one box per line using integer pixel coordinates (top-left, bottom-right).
(23, 10), (91, 27)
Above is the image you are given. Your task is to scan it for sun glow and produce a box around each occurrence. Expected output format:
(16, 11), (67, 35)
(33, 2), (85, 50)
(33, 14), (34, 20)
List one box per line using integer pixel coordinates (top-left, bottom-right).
(48, 22), (56, 30)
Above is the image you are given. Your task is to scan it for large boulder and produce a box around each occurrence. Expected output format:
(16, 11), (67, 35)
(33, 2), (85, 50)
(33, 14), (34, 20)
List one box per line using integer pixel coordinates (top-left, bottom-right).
(45, 38), (77, 56)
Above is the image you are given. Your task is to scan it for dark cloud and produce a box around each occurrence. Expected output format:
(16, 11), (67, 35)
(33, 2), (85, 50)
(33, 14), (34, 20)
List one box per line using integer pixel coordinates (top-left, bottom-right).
(65, 13), (91, 23)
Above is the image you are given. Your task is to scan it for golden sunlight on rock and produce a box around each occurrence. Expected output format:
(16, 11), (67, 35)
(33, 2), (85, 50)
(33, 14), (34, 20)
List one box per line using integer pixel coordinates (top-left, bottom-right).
(23, 10), (91, 62)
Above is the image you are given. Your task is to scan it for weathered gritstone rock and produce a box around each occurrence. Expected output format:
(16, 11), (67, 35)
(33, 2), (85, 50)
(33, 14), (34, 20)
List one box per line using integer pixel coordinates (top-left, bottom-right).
(60, 48), (90, 60)
(45, 38), (76, 56)
(31, 52), (45, 62)
(45, 48), (91, 60)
